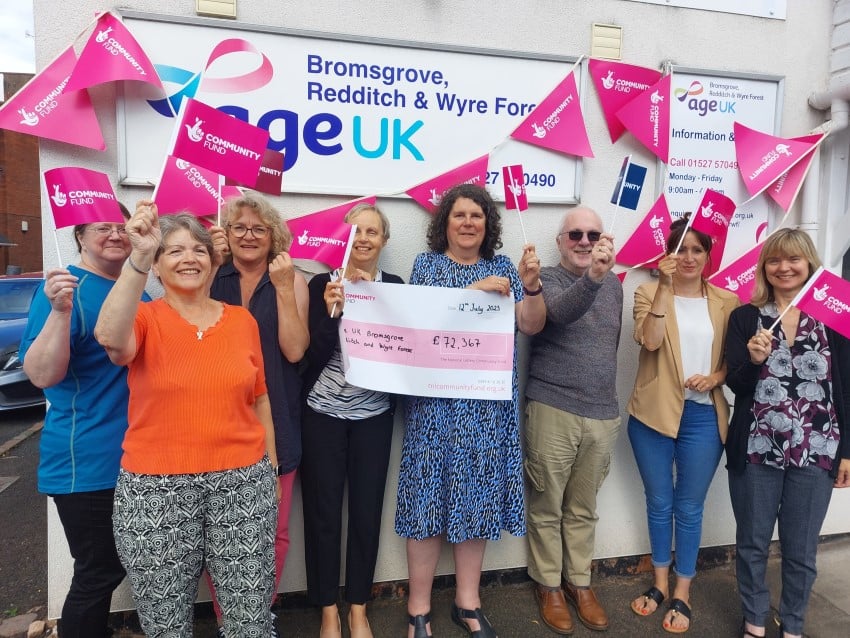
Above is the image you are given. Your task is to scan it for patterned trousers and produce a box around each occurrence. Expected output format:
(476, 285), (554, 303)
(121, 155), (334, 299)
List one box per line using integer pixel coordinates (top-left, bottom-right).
(113, 459), (277, 638)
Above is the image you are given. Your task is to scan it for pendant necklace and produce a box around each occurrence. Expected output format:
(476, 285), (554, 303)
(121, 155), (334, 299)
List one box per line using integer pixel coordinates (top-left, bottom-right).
(196, 330), (203, 341)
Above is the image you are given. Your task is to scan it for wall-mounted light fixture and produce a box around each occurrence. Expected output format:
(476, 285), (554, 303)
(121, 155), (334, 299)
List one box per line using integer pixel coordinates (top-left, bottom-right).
(21, 221), (28, 233)
(196, 0), (237, 19)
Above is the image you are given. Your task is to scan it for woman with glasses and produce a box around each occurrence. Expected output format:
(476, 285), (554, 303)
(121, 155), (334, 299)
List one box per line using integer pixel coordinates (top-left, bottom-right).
(95, 205), (279, 637)
(301, 203), (402, 638)
(20, 208), (149, 638)
(208, 192), (309, 638)
(626, 216), (739, 634)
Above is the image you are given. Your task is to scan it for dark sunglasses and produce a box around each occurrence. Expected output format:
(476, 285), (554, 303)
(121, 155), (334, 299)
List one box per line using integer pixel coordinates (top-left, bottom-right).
(560, 230), (602, 242)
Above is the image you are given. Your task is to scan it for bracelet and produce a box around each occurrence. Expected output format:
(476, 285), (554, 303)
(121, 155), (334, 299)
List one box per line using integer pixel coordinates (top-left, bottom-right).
(126, 255), (150, 275)
(523, 283), (543, 296)
(648, 311), (666, 318)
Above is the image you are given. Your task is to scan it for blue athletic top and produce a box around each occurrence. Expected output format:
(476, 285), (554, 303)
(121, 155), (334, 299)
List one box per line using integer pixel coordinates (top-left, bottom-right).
(20, 265), (150, 494)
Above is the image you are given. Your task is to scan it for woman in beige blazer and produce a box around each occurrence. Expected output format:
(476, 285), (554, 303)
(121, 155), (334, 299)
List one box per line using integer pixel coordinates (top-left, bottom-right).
(626, 216), (739, 634)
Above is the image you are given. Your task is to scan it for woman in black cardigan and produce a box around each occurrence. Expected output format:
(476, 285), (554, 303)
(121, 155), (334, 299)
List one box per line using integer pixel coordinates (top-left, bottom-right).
(301, 203), (403, 638)
(724, 228), (850, 638)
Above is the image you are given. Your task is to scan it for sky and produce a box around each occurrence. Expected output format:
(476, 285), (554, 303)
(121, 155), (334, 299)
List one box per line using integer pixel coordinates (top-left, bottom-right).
(0, 1), (36, 73)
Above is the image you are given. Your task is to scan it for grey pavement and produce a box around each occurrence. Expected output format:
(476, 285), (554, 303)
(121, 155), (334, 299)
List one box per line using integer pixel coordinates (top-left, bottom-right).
(1, 419), (848, 637)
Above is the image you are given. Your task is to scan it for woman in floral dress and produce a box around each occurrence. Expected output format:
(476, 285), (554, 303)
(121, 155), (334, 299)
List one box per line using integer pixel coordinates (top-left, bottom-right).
(725, 228), (850, 638)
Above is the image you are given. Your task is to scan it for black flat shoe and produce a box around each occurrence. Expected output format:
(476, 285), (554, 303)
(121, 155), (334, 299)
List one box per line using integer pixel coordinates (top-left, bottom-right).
(740, 619), (765, 638)
(408, 612), (432, 638)
(451, 602), (497, 638)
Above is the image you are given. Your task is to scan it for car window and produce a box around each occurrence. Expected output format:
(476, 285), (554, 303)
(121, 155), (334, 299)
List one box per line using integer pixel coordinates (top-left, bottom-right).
(0, 280), (41, 320)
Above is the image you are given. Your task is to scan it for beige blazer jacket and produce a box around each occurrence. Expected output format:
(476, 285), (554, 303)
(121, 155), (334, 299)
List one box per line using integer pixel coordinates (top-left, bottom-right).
(627, 280), (740, 442)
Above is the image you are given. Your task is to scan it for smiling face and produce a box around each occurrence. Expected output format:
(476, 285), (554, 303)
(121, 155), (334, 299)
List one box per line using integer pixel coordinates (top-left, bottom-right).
(227, 206), (272, 266)
(764, 252), (811, 298)
(673, 230), (709, 282)
(557, 208), (603, 276)
(346, 208), (387, 271)
(77, 223), (132, 277)
(446, 197), (486, 261)
(154, 228), (212, 293)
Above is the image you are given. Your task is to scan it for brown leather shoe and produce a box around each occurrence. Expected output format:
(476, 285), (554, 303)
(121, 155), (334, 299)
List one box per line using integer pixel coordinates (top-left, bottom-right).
(563, 581), (609, 631)
(535, 584), (574, 635)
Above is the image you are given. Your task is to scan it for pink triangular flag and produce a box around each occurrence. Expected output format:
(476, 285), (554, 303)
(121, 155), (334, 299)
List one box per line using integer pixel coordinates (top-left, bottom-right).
(511, 71), (593, 158)
(616, 271), (628, 283)
(154, 156), (223, 216)
(588, 59), (662, 142)
(502, 165), (528, 211)
(0, 46), (105, 150)
(615, 74), (671, 163)
(615, 195), (672, 269)
(734, 123), (823, 198)
(43, 167), (124, 228)
(405, 155), (489, 214)
(690, 189), (736, 276)
(706, 241), (763, 304)
(225, 149), (285, 195)
(288, 199), (375, 268)
(65, 12), (163, 92)
(761, 133), (824, 210)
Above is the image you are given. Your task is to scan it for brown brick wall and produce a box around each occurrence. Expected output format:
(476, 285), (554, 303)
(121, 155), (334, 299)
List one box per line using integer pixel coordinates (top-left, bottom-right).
(0, 72), (42, 275)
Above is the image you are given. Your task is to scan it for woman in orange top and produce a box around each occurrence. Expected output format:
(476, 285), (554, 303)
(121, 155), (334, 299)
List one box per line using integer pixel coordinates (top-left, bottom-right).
(95, 204), (279, 638)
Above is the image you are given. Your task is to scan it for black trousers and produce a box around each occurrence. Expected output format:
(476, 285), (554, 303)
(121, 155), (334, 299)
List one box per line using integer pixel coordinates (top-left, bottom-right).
(52, 489), (126, 638)
(300, 405), (394, 605)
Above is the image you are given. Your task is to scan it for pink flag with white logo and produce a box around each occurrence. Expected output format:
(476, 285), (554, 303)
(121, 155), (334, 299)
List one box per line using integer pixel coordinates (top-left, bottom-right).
(287, 198), (376, 268)
(615, 195), (672, 269)
(171, 98), (269, 186)
(65, 12), (163, 92)
(707, 241), (763, 303)
(589, 59), (662, 142)
(43, 167), (124, 228)
(793, 267), (850, 340)
(689, 189), (737, 276)
(225, 149), (285, 195)
(510, 71), (593, 158)
(734, 123), (823, 198)
(763, 133), (824, 211)
(154, 156), (223, 216)
(502, 165), (528, 211)
(0, 46), (105, 150)
(615, 74), (671, 163)
(405, 155), (489, 214)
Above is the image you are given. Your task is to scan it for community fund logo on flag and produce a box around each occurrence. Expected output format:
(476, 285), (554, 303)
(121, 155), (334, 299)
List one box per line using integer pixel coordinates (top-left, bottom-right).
(66, 11), (163, 92)
(793, 267), (850, 340)
(502, 165), (528, 210)
(589, 59), (661, 142)
(43, 167), (124, 228)
(154, 156), (223, 216)
(707, 242), (763, 303)
(0, 46), (105, 150)
(405, 155), (489, 214)
(171, 98), (269, 185)
(616, 74), (671, 163)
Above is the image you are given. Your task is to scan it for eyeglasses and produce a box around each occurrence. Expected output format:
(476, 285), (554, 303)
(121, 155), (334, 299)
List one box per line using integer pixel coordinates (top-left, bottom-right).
(228, 224), (270, 238)
(88, 225), (127, 236)
(559, 230), (602, 242)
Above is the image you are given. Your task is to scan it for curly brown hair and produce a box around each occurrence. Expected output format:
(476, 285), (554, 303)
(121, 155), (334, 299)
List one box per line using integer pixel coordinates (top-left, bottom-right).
(221, 191), (292, 261)
(426, 184), (503, 260)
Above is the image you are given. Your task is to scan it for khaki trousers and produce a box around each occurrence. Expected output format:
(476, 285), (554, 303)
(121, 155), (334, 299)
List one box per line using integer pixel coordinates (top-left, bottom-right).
(524, 400), (620, 587)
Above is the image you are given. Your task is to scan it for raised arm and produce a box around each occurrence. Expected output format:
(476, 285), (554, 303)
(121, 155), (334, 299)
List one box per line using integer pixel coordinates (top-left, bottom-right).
(95, 202), (161, 366)
(269, 252), (310, 363)
(515, 244), (546, 335)
(22, 269), (77, 388)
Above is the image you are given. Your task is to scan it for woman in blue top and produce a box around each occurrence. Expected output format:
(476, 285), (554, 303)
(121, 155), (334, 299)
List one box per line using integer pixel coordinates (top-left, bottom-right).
(21, 210), (148, 638)
(395, 184), (545, 638)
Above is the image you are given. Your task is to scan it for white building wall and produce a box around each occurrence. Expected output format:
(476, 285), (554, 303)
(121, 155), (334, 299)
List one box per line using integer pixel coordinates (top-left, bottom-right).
(33, 0), (849, 616)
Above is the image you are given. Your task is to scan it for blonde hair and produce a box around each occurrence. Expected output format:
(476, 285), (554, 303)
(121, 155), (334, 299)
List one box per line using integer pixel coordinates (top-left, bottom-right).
(221, 191), (292, 260)
(344, 203), (390, 240)
(750, 228), (822, 307)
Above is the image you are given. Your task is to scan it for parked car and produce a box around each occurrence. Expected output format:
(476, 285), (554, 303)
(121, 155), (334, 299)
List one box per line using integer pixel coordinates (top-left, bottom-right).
(0, 276), (45, 410)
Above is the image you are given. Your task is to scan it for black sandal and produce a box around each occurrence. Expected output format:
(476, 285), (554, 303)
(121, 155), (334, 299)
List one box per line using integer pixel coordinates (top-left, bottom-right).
(740, 619), (765, 638)
(409, 612), (432, 638)
(662, 598), (691, 634)
(631, 586), (665, 616)
(451, 602), (497, 638)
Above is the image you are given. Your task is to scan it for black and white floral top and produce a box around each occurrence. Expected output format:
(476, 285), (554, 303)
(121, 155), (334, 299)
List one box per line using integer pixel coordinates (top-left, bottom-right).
(748, 303), (840, 470)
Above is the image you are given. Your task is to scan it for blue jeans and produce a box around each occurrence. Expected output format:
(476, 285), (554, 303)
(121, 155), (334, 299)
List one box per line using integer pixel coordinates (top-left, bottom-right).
(627, 401), (723, 578)
(728, 463), (833, 635)
(52, 489), (126, 638)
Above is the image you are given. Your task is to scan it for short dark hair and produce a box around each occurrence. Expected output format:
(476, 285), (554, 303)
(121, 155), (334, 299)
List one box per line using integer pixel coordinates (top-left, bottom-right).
(73, 202), (131, 252)
(426, 184), (502, 260)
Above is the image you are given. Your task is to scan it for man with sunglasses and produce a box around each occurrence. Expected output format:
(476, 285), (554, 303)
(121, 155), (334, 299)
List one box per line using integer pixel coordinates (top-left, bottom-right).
(524, 207), (623, 635)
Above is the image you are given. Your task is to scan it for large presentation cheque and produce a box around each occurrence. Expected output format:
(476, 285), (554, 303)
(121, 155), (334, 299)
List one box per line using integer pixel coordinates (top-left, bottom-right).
(339, 281), (515, 400)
